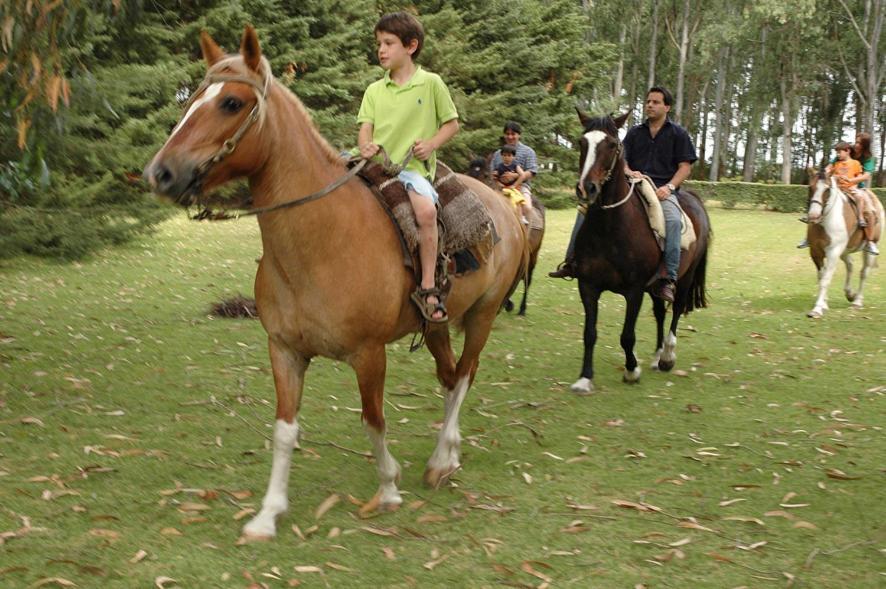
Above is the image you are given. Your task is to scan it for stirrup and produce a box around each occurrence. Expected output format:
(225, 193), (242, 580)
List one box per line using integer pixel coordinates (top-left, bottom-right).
(410, 287), (448, 323)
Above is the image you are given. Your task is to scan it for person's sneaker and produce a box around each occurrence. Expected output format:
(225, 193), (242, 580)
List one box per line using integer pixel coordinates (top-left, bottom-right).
(796, 238), (809, 249)
(654, 279), (676, 303)
(858, 219), (868, 228)
(864, 242), (879, 255)
(798, 215), (809, 223)
(548, 261), (574, 279)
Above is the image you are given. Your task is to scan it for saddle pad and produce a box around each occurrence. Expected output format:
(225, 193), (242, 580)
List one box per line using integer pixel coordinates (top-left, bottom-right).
(357, 161), (494, 256)
(635, 178), (696, 250)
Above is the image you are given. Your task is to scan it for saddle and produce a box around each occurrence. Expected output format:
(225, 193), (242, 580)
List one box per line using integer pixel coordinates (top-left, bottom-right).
(353, 159), (497, 277)
(634, 177), (696, 251)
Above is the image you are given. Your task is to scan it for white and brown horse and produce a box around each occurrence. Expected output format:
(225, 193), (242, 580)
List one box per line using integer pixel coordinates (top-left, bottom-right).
(145, 26), (526, 539)
(805, 170), (883, 318)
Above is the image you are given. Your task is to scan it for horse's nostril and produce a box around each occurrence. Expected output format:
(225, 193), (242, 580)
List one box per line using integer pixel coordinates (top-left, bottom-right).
(154, 165), (174, 188)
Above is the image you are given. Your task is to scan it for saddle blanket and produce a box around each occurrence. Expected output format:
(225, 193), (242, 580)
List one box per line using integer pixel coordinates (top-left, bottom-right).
(356, 160), (496, 268)
(635, 177), (696, 250)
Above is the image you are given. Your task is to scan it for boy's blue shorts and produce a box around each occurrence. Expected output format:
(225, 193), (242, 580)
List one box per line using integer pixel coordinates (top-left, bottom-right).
(398, 170), (439, 204)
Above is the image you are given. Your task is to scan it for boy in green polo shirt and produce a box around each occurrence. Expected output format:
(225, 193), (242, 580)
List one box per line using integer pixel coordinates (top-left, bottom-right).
(357, 11), (460, 323)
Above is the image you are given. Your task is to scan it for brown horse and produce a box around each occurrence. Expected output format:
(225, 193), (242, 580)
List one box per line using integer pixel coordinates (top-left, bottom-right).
(569, 111), (711, 394)
(144, 26), (526, 539)
(466, 156), (545, 315)
(805, 169), (883, 318)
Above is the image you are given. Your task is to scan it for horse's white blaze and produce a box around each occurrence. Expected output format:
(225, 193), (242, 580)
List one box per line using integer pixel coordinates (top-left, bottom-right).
(167, 82), (223, 143)
(578, 130), (607, 195)
(427, 376), (470, 475)
(365, 425), (402, 507)
(661, 331), (677, 364)
(807, 180), (828, 220)
(243, 418), (299, 537)
(570, 377), (594, 395)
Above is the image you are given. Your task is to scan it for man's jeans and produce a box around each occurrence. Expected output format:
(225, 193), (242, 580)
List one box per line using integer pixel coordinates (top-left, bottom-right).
(661, 193), (681, 281)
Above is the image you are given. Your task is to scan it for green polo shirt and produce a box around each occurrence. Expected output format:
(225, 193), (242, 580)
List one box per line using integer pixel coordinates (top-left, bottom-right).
(357, 66), (458, 179)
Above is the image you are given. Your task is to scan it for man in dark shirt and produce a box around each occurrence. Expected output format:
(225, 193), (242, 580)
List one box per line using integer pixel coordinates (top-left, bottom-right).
(549, 86), (696, 303)
(623, 86), (697, 302)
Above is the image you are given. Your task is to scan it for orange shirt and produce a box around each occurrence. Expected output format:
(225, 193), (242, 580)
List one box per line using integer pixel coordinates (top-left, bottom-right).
(832, 158), (862, 191)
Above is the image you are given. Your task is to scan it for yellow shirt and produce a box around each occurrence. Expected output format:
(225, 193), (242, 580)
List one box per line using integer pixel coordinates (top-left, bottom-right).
(357, 67), (458, 179)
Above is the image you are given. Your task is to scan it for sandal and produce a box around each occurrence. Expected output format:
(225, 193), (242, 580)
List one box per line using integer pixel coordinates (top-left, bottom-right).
(410, 287), (448, 323)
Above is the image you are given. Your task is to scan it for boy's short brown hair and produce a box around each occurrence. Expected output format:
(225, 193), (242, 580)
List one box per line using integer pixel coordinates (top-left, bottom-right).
(375, 12), (425, 60)
(835, 141), (852, 152)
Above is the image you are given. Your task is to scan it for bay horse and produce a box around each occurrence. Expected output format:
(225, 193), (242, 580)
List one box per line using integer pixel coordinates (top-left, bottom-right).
(466, 156), (546, 315)
(144, 26), (526, 539)
(805, 169), (883, 318)
(569, 110), (711, 394)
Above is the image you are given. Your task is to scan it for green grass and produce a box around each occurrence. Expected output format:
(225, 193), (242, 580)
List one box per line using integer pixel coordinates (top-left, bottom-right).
(1, 208), (883, 588)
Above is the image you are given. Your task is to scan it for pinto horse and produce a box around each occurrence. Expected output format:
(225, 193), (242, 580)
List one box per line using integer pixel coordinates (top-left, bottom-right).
(144, 26), (526, 539)
(805, 169), (883, 318)
(568, 110), (711, 394)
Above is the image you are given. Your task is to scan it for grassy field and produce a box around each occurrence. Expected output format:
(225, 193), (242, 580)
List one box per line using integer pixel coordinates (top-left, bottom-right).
(1, 207), (884, 588)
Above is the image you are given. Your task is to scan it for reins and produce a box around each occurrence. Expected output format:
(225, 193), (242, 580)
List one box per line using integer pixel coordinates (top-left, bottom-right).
(595, 140), (639, 211)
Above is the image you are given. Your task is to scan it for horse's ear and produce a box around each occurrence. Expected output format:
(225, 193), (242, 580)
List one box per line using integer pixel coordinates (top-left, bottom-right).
(240, 25), (262, 72)
(614, 111), (630, 129)
(200, 31), (225, 67)
(575, 106), (592, 129)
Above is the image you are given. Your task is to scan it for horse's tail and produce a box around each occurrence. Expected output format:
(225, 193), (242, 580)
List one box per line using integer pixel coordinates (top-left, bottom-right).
(683, 193), (711, 314)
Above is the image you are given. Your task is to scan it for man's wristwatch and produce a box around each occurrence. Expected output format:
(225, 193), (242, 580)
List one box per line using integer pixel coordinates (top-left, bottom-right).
(666, 183), (676, 192)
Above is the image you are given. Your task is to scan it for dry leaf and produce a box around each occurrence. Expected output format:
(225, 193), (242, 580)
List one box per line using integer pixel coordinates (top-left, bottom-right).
(793, 521), (818, 530)
(416, 514), (447, 524)
(718, 498), (746, 507)
(361, 526), (395, 537)
(314, 494), (340, 520)
(177, 502), (210, 512)
(159, 527), (182, 536)
(669, 537), (691, 547)
(89, 528), (120, 539)
(825, 469), (860, 480)
(723, 516), (765, 526)
(382, 547), (396, 560)
(293, 566), (322, 573)
(233, 509), (255, 521)
(324, 562), (351, 572)
(154, 577), (177, 588)
(28, 579), (76, 588)
(520, 562), (553, 583)
(129, 550), (148, 564)
(422, 555), (448, 570)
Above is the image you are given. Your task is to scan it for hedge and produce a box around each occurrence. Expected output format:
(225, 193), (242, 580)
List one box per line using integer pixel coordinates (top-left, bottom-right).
(684, 181), (886, 213)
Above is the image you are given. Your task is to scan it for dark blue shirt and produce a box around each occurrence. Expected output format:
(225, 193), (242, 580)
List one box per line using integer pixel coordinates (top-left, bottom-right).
(623, 119), (697, 188)
(495, 161), (519, 186)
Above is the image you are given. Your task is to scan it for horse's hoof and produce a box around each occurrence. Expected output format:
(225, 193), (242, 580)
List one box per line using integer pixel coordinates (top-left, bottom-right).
(241, 519), (276, 540)
(423, 465), (458, 489)
(504, 300), (514, 313)
(806, 310), (822, 318)
(657, 360), (675, 372)
(845, 292), (857, 302)
(623, 367), (641, 383)
(570, 378), (594, 395)
(237, 532), (273, 544)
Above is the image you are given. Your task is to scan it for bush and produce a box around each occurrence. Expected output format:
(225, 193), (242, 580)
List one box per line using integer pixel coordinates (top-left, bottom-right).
(685, 181), (886, 213)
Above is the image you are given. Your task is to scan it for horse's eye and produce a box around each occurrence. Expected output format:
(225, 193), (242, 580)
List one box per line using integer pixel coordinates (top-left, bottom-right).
(220, 96), (244, 113)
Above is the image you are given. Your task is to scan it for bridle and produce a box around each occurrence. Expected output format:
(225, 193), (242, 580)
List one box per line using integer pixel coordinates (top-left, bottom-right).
(174, 63), (388, 221)
(586, 138), (635, 211)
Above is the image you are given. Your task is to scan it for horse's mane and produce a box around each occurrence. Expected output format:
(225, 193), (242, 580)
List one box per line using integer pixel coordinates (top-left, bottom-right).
(582, 115), (619, 136)
(273, 78), (342, 166)
(218, 54), (342, 167)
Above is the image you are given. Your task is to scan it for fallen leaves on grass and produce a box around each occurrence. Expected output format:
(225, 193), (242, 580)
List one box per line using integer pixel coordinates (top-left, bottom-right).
(314, 494), (340, 520)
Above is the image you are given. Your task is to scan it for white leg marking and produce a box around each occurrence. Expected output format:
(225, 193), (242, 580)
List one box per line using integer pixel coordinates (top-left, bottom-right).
(624, 354), (641, 382)
(365, 424), (402, 508)
(650, 348), (663, 370)
(571, 377), (595, 395)
(243, 419), (299, 538)
(427, 376), (470, 476)
(661, 331), (678, 365)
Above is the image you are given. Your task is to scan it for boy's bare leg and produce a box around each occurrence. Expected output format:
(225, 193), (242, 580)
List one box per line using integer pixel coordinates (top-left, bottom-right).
(408, 190), (443, 319)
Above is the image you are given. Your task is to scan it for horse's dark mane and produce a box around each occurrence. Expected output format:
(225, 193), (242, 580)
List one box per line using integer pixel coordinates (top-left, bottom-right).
(582, 115), (619, 136)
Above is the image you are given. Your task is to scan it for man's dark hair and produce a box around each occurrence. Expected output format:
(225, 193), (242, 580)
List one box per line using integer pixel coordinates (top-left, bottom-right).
(500, 144), (517, 155)
(647, 86), (673, 107)
(835, 141), (852, 152)
(375, 12), (425, 60)
(502, 121), (522, 134)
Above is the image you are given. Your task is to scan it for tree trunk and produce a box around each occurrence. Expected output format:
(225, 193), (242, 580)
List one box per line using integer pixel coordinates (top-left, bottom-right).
(780, 74), (794, 184)
(742, 27), (767, 182)
(698, 87), (708, 168)
(674, 0), (691, 123)
(709, 46), (729, 181)
(613, 24), (626, 104)
(648, 0), (659, 87)
(862, 0), (883, 133)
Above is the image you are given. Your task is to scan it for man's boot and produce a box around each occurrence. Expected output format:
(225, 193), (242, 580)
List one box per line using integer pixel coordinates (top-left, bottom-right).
(654, 279), (676, 303)
(548, 260), (575, 279)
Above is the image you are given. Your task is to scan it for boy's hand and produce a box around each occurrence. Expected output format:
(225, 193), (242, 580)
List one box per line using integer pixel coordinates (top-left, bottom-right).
(413, 139), (436, 161)
(359, 143), (380, 159)
(499, 171), (519, 185)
